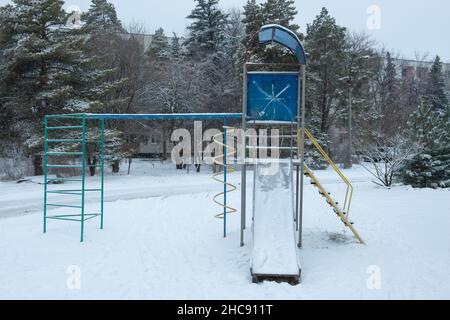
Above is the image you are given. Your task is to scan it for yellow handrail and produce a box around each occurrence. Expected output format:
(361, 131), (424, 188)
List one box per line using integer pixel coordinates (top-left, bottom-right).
(302, 164), (364, 244)
(212, 127), (238, 219)
(298, 128), (354, 219)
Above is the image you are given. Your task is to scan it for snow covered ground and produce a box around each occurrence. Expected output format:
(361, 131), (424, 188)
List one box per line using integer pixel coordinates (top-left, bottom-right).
(0, 159), (449, 299)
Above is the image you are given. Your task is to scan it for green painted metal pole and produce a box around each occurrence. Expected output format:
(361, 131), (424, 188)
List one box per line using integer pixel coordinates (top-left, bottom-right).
(43, 116), (48, 233)
(100, 119), (105, 229)
(223, 120), (227, 238)
(81, 114), (86, 242)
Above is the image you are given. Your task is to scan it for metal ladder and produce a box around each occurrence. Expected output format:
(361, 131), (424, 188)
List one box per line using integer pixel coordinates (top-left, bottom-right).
(43, 114), (105, 242)
(297, 128), (364, 244)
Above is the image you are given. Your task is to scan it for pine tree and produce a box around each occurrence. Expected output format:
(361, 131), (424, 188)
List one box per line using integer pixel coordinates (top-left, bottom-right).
(242, 0), (264, 61)
(81, 0), (129, 114)
(424, 55), (449, 113)
(399, 103), (450, 188)
(0, 4), (16, 142)
(261, 0), (299, 32)
(81, 0), (122, 33)
(381, 52), (399, 116)
(406, 103), (450, 151)
(170, 32), (183, 58)
(0, 0), (127, 175)
(147, 28), (170, 62)
(0, 0), (95, 173)
(205, 8), (244, 113)
(400, 147), (450, 189)
(339, 33), (378, 167)
(304, 8), (347, 135)
(242, 0), (301, 63)
(185, 0), (228, 59)
(0, 0), (111, 125)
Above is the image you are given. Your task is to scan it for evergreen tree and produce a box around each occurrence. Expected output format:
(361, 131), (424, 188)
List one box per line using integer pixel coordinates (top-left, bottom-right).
(242, 0), (263, 61)
(147, 28), (170, 62)
(424, 55), (448, 113)
(0, 0), (127, 175)
(339, 32), (378, 167)
(400, 146), (450, 189)
(242, 0), (300, 63)
(399, 103), (450, 188)
(81, 0), (129, 114)
(261, 0), (299, 32)
(81, 0), (122, 32)
(170, 32), (183, 58)
(380, 52), (399, 118)
(0, 4), (16, 142)
(0, 0), (95, 173)
(185, 0), (228, 59)
(304, 8), (347, 135)
(205, 8), (244, 113)
(406, 103), (450, 151)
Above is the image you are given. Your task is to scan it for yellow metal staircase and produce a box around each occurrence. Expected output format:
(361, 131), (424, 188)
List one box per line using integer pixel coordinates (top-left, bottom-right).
(298, 129), (364, 244)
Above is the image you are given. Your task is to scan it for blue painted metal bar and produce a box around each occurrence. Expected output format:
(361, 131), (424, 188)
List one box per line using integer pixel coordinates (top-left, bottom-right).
(223, 120), (228, 238)
(49, 113), (243, 121)
(43, 116), (48, 234)
(80, 114), (86, 242)
(100, 118), (105, 230)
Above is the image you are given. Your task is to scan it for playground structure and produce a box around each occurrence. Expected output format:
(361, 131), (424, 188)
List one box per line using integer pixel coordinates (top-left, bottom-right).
(42, 25), (363, 285)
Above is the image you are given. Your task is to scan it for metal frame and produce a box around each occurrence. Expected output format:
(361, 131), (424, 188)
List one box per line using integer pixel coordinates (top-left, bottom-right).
(239, 62), (305, 248)
(44, 113), (105, 242)
(44, 112), (242, 242)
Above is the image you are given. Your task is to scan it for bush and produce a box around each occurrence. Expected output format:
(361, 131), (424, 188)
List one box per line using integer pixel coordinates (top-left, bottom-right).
(0, 145), (33, 181)
(400, 146), (450, 188)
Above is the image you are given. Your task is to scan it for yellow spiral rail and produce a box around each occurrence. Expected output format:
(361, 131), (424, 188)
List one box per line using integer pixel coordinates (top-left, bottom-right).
(212, 126), (238, 219)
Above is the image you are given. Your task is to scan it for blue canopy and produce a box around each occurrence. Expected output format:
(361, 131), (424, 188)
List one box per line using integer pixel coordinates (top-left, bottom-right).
(258, 24), (306, 65)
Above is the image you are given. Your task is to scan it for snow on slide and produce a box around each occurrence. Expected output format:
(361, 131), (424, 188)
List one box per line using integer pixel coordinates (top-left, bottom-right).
(251, 160), (301, 284)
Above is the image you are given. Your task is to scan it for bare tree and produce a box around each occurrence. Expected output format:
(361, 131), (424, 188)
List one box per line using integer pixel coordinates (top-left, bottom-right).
(357, 134), (421, 187)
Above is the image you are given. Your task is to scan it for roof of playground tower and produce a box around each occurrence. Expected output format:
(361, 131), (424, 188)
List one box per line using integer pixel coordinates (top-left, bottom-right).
(258, 24), (306, 65)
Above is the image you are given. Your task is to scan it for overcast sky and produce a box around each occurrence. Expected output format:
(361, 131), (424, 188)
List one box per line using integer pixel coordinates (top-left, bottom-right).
(1, 0), (449, 61)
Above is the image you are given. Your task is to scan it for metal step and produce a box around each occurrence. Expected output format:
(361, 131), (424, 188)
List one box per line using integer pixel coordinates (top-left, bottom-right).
(246, 135), (298, 139)
(47, 178), (82, 183)
(46, 203), (82, 209)
(46, 126), (83, 130)
(247, 146), (295, 150)
(47, 139), (82, 143)
(47, 164), (83, 169)
(46, 152), (83, 156)
(46, 213), (101, 222)
(47, 191), (82, 196)
(47, 189), (102, 194)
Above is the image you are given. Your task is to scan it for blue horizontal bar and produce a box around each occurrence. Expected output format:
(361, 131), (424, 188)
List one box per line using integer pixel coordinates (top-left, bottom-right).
(47, 113), (243, 121)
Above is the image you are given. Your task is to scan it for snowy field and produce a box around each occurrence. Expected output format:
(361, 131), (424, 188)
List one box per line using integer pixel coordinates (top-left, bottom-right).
(0, 159), (449, 299)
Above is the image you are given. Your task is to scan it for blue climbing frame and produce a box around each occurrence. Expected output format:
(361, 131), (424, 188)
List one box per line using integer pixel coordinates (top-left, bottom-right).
(43, 112), (242, 242)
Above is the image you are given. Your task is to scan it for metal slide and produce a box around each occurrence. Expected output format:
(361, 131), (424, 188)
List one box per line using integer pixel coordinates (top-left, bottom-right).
(251, 160), (301, 284)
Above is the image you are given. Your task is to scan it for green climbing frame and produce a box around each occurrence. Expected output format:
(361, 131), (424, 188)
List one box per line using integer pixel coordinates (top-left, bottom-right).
(43, 114), (105, 242)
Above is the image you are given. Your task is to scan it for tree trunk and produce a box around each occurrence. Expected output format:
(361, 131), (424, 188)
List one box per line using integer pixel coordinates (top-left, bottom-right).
(87, 156), (97, 176)
(128, 157), (132, 175)
(33, 154), (43, 176)
(344, 88), (353, 169)
(111, 160), (120, 173)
